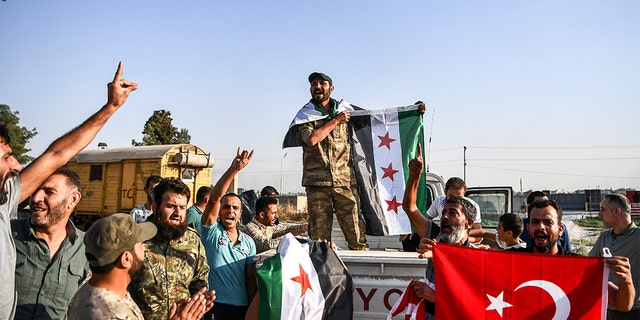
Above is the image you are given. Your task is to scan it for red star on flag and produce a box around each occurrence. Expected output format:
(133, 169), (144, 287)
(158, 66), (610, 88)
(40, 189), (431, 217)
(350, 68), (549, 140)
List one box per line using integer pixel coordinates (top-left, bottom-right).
(290, 263), (314, 297)
(385, 195), (402, 213)
(377, 131), (396, 150)
(380, 163), (399, 181)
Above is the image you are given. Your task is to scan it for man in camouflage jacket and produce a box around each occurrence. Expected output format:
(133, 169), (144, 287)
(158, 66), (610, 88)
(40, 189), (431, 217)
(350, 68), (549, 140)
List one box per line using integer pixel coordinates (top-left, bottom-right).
(297, 72), (368, 250)
(129, 178), (212, 320)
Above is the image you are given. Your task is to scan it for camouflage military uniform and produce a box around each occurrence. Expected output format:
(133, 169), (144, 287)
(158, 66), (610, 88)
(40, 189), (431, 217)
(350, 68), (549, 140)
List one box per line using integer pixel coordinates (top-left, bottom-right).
(129, 228), (209, 320)
(68, 283), (143, 320)
(299, 99), (368, 250)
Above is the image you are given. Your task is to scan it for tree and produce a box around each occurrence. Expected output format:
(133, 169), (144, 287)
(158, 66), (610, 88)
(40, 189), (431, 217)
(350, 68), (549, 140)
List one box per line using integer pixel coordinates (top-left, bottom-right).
(0, 104), (38, 164)
(131, 110), (191, 146)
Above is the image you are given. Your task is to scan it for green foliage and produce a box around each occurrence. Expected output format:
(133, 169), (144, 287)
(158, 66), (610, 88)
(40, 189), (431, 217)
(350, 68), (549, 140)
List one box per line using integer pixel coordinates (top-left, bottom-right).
(0, 104), (38, 164)
(573, 217), (605, 229)
(573, 216), (640, 231)
(131, 110), (191, 146)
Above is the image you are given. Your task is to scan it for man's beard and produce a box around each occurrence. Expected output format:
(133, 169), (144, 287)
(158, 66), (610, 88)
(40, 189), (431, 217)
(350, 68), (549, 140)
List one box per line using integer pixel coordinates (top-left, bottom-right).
(30, 199), (67, 229)
(311, 89), (330, 105)
(128, 254), (145, 283)
(436, 224), (467, 244)
(155, 218), (187, 241)
(532, 231), (555, 253)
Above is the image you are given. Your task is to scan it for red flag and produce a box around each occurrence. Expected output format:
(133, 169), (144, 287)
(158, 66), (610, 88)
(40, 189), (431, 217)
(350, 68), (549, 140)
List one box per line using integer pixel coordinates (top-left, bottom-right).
(388, 281), (427, 320)
(433, 244), (608, 320)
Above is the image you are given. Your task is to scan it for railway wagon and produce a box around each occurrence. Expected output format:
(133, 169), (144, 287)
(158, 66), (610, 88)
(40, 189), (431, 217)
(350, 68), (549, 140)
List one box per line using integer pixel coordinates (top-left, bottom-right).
(65, 144), (213, 229)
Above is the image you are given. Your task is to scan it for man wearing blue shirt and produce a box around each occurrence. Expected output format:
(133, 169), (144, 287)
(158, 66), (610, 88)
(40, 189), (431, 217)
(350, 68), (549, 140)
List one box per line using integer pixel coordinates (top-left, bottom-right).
(202, 148), (257, 319)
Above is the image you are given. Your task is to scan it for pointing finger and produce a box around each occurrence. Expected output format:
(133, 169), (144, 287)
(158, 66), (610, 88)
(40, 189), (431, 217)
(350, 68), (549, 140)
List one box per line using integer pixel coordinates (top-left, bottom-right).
(113, 61), (123, 82)
(416, 143), (422, 158)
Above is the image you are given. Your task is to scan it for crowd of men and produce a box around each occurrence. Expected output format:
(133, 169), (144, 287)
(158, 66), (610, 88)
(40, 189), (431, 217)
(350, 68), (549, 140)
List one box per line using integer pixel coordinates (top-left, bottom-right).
(1, 66), (637, 320)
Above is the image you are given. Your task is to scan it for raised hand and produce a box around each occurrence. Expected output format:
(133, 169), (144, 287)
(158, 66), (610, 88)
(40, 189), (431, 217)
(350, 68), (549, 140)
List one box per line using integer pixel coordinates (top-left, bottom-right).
(408, 143), (424, 177)
(107, 61), (138, 108)
(231, 147), (254, 172)
(415, 101), (426, 114)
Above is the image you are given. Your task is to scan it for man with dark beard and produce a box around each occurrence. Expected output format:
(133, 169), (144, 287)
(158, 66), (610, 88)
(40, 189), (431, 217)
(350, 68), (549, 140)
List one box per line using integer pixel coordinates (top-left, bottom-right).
(510, 199), (570, 255)
(11, 167), (90, 319)
(69, 213), (213, 320)
(129, 178), (214, 320)
(510, 199), (635, 313)
(0, 62), (137, 319)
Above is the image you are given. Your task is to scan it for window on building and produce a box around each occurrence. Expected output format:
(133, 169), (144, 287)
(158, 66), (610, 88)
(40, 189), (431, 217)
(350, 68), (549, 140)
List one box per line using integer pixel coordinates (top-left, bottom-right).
(89, 165), (103, 181)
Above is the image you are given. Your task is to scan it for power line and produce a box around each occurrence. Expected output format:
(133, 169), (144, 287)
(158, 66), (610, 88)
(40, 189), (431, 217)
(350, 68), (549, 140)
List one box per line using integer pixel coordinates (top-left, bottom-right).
(468, 157), (640, 162)
(468, 164), (640, 179)
(465, 145), (640, 150)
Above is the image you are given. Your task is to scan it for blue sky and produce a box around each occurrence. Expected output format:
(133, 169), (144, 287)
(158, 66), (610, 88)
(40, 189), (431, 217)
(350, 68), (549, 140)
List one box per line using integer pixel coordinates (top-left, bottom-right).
(1, 1), (638, 193)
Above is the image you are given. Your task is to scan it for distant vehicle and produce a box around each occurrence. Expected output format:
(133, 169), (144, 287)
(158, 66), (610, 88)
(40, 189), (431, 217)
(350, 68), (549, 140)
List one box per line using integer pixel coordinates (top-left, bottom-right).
(466, 186), (514, 228)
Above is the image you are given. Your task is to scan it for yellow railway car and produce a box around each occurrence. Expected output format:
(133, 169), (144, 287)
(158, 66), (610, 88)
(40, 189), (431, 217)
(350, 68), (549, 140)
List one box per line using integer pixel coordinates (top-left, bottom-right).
(65, 144), (213, 229)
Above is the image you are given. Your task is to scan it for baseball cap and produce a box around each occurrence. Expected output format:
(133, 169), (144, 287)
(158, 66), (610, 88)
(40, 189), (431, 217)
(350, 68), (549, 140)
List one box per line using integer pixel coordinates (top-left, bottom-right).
(308, 72), (332, 85)
(84, 213), (157, 267)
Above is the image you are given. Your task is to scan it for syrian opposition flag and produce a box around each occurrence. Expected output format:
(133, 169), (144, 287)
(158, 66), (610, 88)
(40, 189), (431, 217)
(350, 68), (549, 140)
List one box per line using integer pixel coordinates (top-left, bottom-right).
(283, 103), (428, 236)
(257, 233), (354, 320)
(349, 105), (427, 236)
(433, 244), (609, 320)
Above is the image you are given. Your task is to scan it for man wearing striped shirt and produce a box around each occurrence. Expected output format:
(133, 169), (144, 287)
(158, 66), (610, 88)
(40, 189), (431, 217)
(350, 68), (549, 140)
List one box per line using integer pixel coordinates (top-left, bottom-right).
(242, 196), (307, 253)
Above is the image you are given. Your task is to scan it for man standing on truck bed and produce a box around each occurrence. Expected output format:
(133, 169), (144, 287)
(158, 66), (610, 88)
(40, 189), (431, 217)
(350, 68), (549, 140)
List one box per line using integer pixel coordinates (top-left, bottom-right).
(290, 72), (425, 250)
(0, 62), (137, 320)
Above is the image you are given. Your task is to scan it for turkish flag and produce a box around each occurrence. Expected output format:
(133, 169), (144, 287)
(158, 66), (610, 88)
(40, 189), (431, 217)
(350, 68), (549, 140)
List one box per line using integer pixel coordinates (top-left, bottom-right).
(433, 244), (608, 320)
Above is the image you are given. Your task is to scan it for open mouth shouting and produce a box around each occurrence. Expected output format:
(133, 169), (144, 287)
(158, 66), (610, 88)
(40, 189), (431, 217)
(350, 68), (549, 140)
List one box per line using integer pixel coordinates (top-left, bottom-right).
(168, 212), (183, 225)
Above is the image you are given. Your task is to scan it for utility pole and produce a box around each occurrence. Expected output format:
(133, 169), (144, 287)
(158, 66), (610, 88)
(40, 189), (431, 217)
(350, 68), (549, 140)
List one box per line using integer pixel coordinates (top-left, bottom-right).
(280, 152), (287, 192)
(519, 177), (523, 193)
(463, 146), (467, 181)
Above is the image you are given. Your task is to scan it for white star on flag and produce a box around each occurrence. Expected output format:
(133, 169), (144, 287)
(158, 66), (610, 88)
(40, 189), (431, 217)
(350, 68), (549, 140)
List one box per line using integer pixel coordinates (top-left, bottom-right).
(486, 291), (513, 317)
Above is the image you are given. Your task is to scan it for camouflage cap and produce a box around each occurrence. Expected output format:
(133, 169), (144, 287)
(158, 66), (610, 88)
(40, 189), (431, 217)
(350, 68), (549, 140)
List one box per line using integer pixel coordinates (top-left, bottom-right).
(84, 213), (157, 267)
